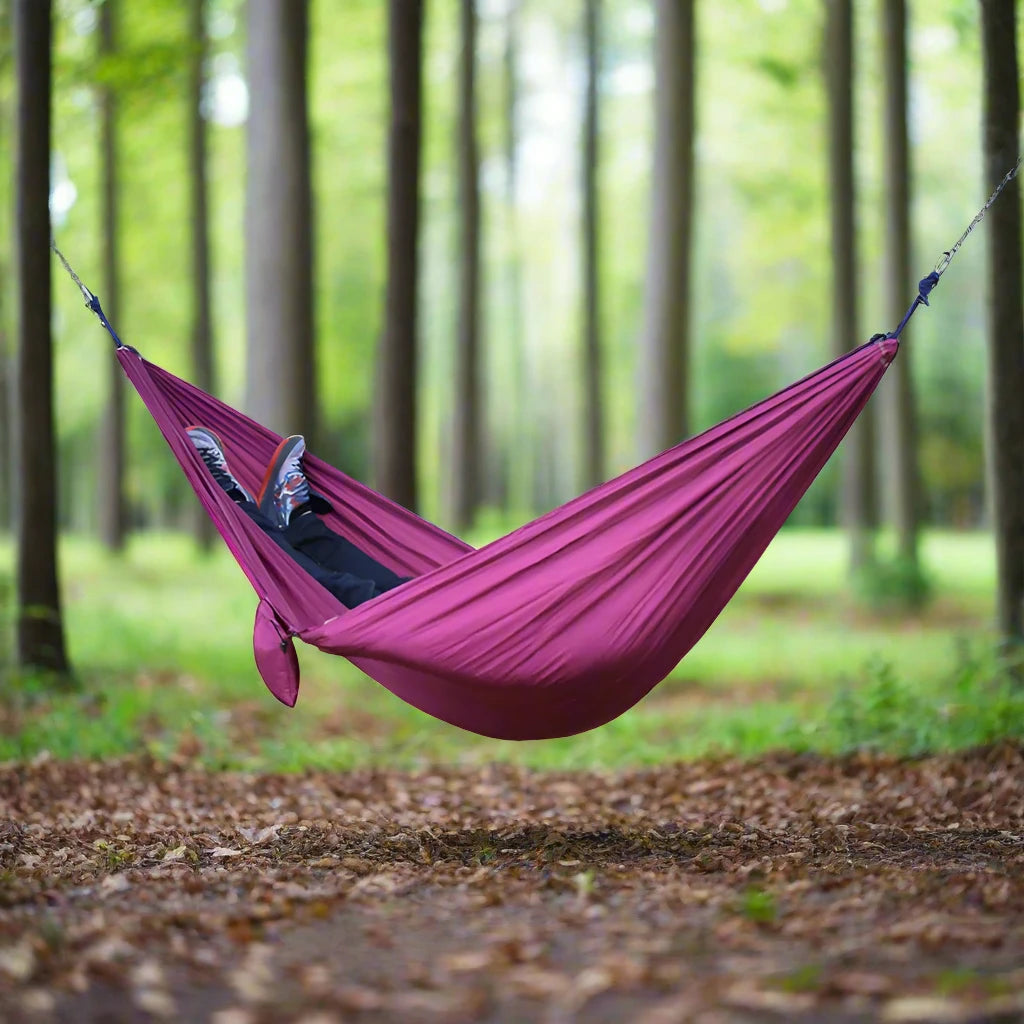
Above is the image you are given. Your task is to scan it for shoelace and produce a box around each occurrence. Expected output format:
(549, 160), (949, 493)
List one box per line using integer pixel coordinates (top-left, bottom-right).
(198, 447), (224, 473)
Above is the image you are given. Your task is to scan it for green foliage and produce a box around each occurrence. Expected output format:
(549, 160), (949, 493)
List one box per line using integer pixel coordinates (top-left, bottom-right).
(776, 964), (823, 994)
(0, 529), (1014, 771)
(736, 885), (778, 925)
(24, 0), (1005, 532)
(851, 554), (933, 612)
(822, 645), (1024, 757)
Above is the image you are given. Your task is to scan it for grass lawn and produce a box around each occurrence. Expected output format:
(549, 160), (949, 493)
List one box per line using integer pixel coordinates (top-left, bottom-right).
(1, 527), (1020, 770)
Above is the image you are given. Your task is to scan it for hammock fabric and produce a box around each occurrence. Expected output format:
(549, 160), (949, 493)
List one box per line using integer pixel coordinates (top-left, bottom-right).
(116, 334), (898, 740)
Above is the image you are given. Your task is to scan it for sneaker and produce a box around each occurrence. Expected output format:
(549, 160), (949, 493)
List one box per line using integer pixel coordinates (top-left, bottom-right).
(258, 435), (309, 529)
(186, 426), (254, 503)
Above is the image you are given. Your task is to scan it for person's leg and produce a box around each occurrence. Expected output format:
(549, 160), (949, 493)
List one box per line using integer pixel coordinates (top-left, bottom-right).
(283, 510), (408, 591)
(188, 427), (386, 609)
(237, 501), (383, 608)
(259, 434), (410, 593)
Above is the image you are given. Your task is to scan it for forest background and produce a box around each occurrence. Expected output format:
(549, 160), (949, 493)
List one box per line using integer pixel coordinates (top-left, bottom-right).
(0, 0), (1013, 531)
(0, 0), (1023, 767)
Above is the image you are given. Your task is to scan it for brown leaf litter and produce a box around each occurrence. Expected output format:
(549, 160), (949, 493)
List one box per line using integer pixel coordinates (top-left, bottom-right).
(1, 744), (1023, 1022)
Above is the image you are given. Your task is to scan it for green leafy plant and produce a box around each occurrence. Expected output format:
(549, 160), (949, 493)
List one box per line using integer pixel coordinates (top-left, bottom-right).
(737, 885), (778, 925)
(825, 643), (1024, 756)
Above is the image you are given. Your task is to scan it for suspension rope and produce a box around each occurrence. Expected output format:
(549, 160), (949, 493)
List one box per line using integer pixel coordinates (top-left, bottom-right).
(49, 239), (126, 349)
(891, 155), (1023, 338)
(53, 154), (1024, 349)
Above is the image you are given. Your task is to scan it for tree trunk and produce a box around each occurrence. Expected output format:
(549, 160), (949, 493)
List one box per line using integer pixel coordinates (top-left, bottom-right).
(451, 0), (481, 532)
(0, 6), (10, 533)
(245, 0), (316, 440)
(374, 0), (423, 512)
(13, 0), (71, 675)
(825, 0), (875, 573)
(504, 0), (531, 513)
(97, 0), (127, 551)
(878, 0), (920, 567)
(980, 0), (1024, 648)
(581, 0), (604, 490)
(0, 333), (9, 532)
(188, 0), (216, 549)
(637, 0), (695, 458)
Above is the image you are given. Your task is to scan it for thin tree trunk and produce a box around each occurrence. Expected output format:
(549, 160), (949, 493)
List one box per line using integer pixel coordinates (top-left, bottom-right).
(374, 0), (423, 511)
(879, 0), (919, 567)
(451, 0), (481, 532)
(245, 0), (316, 440)
(0, 335), (8, 532)
(581, 0), (604, 490)
(637, 0), (695, 458)
(97, 0), (127, 550)
(13, 0), (71, 675)
(504, 0), (530, 513)
(980, 0), (1024, 648)
(0, 6), (10, 533)
(825, 0), (875, 573)
(188, 0), (216, 549)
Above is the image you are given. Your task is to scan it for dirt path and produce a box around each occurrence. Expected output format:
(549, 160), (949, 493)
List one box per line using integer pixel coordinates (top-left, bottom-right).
(2, 745), (1023, 1022)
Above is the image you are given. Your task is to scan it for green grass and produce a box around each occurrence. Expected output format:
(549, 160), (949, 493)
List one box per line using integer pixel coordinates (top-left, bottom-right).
(0, 528), (1020, 770)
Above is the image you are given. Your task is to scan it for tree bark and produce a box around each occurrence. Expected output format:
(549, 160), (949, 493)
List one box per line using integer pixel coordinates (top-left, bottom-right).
(825, 0), (875, 572)
(503, 0), (531, 513)
(13, 0), (71, 675)
(878, 0), (920, 567)
(97, 0), (127, 551)
(188, 0), (216, 549)
(637, 0), (695, 458)
(245, 0), (316, 440)
(0, 5), (10, 533)
(581, 0), (604, 490)
(451, 0), (481, 531)
(374, 0), (423, 512)
(0, 329), (9, 532)
(980, 0), (1024, 647)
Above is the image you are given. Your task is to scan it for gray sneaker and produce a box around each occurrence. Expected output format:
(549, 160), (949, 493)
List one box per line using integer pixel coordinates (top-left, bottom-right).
(258, 435), (309, 529)
(187, 426), (254, 503)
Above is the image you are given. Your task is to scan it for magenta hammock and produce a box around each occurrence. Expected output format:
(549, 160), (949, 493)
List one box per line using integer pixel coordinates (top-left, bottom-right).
(114, 334), (897, 740)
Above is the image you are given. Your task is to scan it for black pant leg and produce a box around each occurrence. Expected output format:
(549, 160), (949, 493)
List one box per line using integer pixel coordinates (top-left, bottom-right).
(237, 501), (382, 608)
(282, 511), (407, 591)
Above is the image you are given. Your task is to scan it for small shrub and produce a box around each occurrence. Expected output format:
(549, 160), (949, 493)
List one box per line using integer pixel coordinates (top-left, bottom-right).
(852, 554), (933, 612)
(824, 643), (1024, 756)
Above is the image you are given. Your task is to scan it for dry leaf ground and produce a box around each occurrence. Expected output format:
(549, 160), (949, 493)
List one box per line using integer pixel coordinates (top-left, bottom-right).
(2, 745), (1023, 1023)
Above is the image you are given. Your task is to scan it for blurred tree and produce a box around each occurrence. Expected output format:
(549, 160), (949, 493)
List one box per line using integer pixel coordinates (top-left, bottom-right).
(637, 0), (695, 458)
(502, 0), (532, 514)
(188, 0), (215, 549)
(245, 0), (316, 440)
(0, 2), (10, 533)
(878, 0), (921, 570)
(97, 0), (127, 551)
(825, 0), (875, 573)
(581, 0), (604, 490)
(13, 0), (71, 675)
(450, 0), (481, 531)
(979, 0), (1024, 652)
(374, 0), (423, 512)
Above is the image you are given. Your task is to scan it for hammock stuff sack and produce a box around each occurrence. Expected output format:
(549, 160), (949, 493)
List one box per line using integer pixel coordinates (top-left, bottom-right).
(112, 332), (898, 740)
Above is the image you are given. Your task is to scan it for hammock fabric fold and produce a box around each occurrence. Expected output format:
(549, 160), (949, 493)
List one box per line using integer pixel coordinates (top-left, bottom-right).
(117, 334), (897, 740)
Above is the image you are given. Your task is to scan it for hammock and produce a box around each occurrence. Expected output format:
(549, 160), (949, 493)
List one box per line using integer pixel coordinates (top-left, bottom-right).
(117, 334), (895, 740)
(52, 158), (1018, 740)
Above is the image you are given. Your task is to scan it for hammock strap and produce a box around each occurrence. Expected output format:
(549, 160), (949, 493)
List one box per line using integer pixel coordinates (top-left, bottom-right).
(892, 154), (1023, 339)
(49, 240), (127, 350)
(52, 155), (1023, 346)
